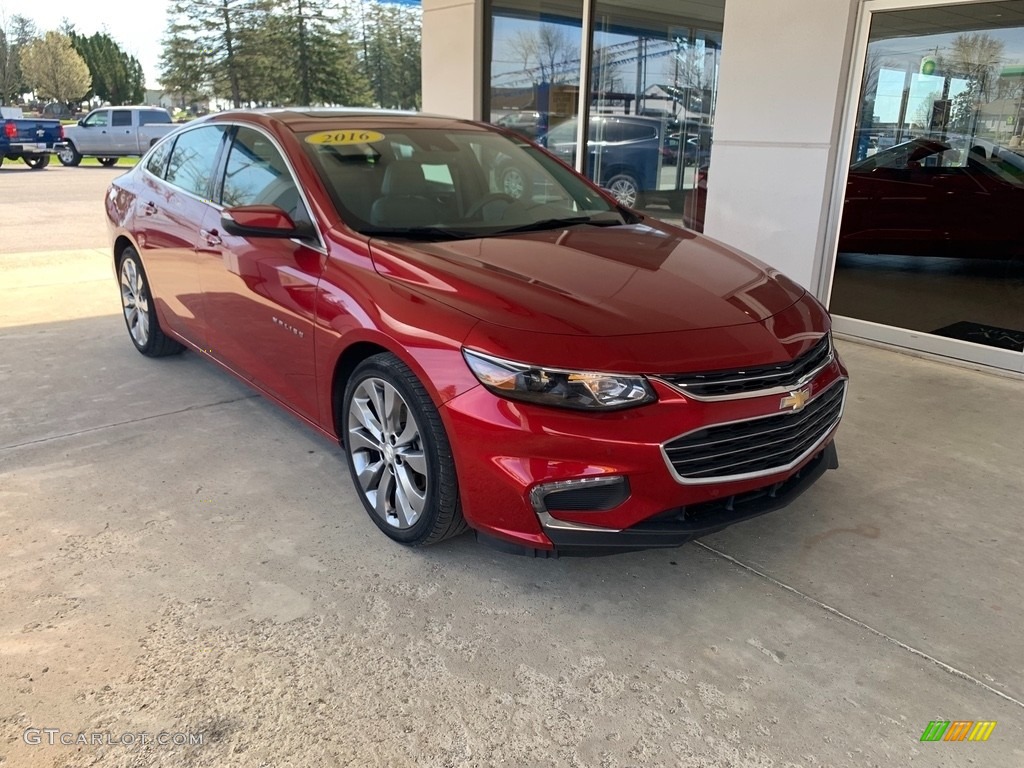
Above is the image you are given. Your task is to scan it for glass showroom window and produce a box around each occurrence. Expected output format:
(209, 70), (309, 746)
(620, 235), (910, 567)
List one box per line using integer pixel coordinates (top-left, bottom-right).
(486, 0), (722, 231)
(488, 0), (584, 139)
(587, 3), (721, 228)
(831, 0), (1024, 369)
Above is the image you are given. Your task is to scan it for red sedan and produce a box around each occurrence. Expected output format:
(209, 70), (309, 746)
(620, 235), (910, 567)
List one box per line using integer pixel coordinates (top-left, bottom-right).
(105, 109), (848, 556)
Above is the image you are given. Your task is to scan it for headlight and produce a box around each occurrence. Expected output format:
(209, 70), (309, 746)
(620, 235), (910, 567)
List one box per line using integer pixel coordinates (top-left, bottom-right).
(462, 349), (656, 411)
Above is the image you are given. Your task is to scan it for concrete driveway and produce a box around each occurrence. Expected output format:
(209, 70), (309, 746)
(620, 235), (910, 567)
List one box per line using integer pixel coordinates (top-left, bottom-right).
(1, 164), (1022, 767)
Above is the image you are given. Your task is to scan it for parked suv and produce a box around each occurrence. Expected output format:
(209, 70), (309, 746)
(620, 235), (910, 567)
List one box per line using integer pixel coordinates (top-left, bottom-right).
(533, 115), (667, 207)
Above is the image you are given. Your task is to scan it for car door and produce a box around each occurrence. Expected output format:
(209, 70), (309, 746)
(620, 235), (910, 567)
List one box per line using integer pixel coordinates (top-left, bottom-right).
(197, 125), (323, 422)
(109, 109), (135, 154)
(134, 124), (229, 347)
(75, 109), (109, 153)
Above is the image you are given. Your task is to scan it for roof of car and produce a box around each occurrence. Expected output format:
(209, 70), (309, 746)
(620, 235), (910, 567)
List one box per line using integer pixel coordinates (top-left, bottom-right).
(204, 107), (483, 134)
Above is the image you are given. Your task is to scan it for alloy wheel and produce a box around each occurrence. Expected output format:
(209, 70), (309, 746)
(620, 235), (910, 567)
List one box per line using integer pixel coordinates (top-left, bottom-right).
(120, 258), (150, 348)
(347, 376), (429, 530)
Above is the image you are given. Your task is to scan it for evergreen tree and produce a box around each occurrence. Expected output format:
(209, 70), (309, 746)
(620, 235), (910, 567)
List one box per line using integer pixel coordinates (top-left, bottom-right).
(69, 30), (146, 105)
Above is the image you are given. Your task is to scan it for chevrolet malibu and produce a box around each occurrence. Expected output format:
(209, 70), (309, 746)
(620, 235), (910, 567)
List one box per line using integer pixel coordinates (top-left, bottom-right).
(105, 109), (848, 557)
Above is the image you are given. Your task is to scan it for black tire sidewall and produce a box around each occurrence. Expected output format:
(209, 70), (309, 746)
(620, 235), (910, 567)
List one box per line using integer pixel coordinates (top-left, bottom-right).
(342, 355), (453, 545)
(119, 249), (157, 355)
(58, 142), (81, 166)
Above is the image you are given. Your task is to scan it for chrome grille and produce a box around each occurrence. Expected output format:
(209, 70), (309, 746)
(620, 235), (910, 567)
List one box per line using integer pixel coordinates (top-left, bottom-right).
(659, 334), (832, 399)
(663, 379), (846, 483)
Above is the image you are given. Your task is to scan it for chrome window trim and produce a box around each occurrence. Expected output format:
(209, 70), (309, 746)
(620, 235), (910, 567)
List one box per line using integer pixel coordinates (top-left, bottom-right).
(652, 334), (834, 402)
(660, 378), (848, 486)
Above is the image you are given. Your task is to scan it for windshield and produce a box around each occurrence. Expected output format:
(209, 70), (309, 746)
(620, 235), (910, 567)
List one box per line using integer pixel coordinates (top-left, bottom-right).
(299, 125), (631, 239)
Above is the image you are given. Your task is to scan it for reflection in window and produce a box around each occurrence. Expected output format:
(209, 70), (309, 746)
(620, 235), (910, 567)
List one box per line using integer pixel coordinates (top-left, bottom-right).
(485, 0), (722, 231)
(488, 0), (583, 142)
(165, 126), (226, 198)
(588, 4), (722, 228)
(144, 138), (173, 178)
(833, 0), (1024, 356)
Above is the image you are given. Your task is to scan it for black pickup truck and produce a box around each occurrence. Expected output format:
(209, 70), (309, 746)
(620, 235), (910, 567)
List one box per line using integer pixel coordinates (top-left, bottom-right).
(1, 108), (65, 170)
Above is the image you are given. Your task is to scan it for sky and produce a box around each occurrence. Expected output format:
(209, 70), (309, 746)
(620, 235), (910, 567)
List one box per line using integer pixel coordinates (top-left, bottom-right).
(1, 0), (169, 88)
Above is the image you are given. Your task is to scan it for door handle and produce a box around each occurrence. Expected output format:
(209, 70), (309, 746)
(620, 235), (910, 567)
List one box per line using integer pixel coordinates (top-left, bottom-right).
(200, 229), (222, 247)
(142, 201), (157, 216)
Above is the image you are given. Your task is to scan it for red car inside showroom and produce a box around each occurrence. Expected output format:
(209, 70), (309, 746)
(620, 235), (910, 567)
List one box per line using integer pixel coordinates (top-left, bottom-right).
(105, 109), (848, 556)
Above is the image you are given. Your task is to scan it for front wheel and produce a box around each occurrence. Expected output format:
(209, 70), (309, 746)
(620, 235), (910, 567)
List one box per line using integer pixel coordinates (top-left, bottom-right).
(118, 247), (184, 357)
(57, 142), (82, 167)
(98, 157), (118, 167)
(604, 173), (642, 209)
(24, 154), (50, 169)
(343, 353), (465, 546)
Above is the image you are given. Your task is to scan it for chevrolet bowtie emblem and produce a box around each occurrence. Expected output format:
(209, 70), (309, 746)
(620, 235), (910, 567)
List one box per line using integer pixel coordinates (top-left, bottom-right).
(780, 388), (811, 412)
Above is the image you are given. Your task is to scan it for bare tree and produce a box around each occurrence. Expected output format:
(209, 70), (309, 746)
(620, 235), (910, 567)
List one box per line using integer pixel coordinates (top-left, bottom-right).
(504, 24), (578, 85)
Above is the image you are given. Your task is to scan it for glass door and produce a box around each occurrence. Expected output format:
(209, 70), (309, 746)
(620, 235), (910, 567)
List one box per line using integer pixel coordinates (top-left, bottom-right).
(828, 0), (1024, 372)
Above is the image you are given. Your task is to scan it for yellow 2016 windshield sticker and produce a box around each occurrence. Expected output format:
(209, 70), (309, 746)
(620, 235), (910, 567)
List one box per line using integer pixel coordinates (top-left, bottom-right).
(305, 130), (384, 145)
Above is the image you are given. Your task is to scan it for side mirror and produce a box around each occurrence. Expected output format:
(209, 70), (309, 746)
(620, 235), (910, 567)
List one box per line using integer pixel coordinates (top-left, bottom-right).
(220, 205), (314, 239)
(77, 119), (85, 126)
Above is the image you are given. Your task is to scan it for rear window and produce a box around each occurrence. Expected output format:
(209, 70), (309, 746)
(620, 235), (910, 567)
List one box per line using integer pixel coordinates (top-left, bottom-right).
(140, 110), (172, 125)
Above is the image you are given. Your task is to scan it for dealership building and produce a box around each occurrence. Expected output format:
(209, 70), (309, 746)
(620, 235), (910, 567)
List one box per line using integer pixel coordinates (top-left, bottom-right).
(420, 0), (1024, 374)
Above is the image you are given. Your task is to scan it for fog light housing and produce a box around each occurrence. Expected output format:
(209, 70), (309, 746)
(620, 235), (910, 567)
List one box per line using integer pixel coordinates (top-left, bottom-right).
(529, 475), (630, 514)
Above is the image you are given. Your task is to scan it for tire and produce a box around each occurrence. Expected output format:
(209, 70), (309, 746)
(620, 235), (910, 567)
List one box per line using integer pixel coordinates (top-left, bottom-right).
(604, 172), (642, 209)
(24, 153), (50, 169)
(98, 157), (118, 167)
(499, 164), (526, 200)
(117, 247), (184, 357)
(343, 353), (466, 546)
(57, 142), (82, 167)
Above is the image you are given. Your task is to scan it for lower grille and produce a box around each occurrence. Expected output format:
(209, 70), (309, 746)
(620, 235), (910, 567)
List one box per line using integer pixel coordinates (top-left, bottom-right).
(663, 380), (846, 483)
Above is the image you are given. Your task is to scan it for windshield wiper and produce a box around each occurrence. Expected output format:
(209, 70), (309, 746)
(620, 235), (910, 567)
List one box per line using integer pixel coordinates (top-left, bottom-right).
(364, 226), (479, 241)
(492, 211), (629, 235)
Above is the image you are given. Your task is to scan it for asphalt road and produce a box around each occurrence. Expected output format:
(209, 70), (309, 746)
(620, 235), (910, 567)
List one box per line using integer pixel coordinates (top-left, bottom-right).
(1, 165), (1022, 767)
(0, 162), (123, 252)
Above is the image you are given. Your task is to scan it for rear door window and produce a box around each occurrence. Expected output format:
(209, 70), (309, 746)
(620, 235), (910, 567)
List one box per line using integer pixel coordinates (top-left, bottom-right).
(111, 110), (132, 127)
(164, 125), (228, 198)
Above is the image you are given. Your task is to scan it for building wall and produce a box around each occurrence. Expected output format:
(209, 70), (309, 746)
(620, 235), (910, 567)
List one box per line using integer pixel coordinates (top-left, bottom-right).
(704, 0), (859, 292)
(422, 0), (483, 119)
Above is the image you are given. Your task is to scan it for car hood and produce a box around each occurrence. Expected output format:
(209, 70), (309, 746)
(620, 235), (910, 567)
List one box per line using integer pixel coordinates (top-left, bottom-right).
(369, 222), (805, 336)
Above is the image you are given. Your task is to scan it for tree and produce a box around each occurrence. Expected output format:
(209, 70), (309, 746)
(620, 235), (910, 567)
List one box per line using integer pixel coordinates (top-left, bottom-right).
(20, 31), (91, 107)
(161, 0), (250, 107)
(504, 23), (578, 86)
(70, 30), (145, 104)
(272, 0), (371, 106)
(358, 2), (421, 108)
(938, 32), (1004, 135)
(0, 14), (37, 105)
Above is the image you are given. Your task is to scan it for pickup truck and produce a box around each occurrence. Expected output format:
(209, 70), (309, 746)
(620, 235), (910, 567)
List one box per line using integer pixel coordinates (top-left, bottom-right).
(0, 107), (65, 170)
(57, 106), (179, 167)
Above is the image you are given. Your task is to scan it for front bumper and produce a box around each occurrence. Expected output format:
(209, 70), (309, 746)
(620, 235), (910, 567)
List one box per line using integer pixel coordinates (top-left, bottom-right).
(441, 355), (848, 556)
(480, 441), (838, 557)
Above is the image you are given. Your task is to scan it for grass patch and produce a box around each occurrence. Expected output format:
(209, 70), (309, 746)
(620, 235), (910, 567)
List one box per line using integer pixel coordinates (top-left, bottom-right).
(76, 157), (140, 168)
